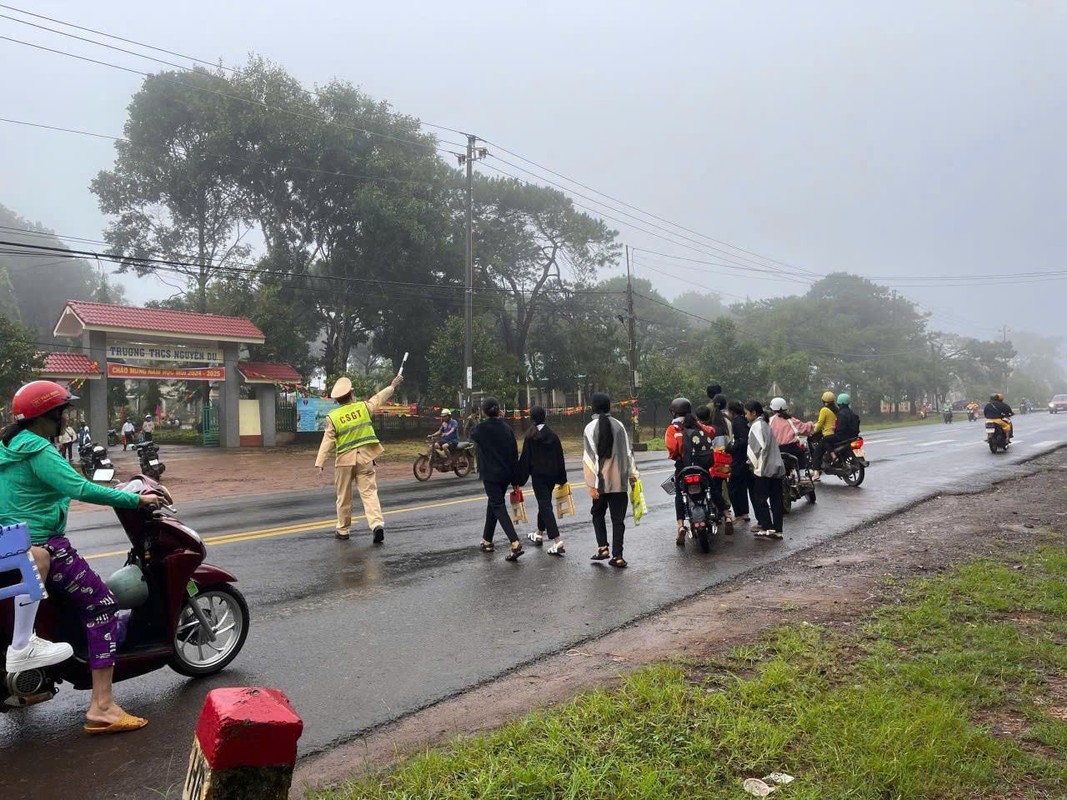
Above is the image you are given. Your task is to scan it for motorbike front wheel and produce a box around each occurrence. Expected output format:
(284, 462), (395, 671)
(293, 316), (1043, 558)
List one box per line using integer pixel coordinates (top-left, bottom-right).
(842, 460), (865, 487)
(169, 584), (249, 678)
(413, 455), (433, 481)
(453, 454), (472, 478)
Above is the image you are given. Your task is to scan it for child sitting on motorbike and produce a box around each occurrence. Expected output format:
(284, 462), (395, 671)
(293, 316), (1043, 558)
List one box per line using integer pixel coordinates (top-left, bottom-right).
(0, 381), (159, 734)
(768, 397), (815, 470)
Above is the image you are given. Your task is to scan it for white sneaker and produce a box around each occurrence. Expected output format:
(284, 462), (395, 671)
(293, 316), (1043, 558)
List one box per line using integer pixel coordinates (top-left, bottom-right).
(6, 635), (74, 671)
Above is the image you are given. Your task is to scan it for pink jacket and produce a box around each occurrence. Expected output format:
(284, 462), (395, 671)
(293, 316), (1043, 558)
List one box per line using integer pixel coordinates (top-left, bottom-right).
(769, 414), (814, 446)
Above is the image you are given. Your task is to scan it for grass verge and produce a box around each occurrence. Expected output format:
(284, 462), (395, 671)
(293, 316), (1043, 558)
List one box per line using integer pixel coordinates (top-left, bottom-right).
(311, 544), (1067, 799)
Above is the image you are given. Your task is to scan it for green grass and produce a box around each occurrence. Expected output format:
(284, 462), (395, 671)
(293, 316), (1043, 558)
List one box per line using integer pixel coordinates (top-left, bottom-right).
(309, 545), (1067, 800)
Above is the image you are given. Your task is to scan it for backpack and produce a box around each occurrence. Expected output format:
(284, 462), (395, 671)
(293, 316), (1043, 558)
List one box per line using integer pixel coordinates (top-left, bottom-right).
(681, 425), (715, 470)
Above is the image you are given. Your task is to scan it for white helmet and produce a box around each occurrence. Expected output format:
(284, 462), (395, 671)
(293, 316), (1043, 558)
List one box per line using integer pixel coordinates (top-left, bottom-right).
(769, 397), (788, 412)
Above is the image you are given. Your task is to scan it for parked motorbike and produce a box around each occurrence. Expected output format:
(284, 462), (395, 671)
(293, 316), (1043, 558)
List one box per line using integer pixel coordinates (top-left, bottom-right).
(781, 451), (817, 513)
(817, 437), (869, 487)
(78, 442), (115, 483)
(943, 408), (953, 424)
(412, 436), (475, 481)
(985, 420), (1011, 454)
(107, 428), (121, 447)
(664, 465), (722, 553)
(1, 477), (249, 712)
(136, 440), (165, 480)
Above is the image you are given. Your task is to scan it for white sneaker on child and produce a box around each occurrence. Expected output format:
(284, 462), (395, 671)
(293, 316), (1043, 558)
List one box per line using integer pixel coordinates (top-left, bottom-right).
(5, 635), (74, 671)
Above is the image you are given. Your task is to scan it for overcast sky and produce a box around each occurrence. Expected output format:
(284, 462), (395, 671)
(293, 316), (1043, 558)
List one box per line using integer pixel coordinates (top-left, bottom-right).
(1, 0), (1065, 344)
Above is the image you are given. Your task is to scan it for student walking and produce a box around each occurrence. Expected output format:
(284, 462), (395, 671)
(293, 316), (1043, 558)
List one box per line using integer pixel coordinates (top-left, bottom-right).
(470, 397), (524, 561)
(517, 406), (568, 556)
(745, 399), (785, 539)
(725, 399), (751, 524)
(121, 419), (135, 451)
(583, 393), (639, 568)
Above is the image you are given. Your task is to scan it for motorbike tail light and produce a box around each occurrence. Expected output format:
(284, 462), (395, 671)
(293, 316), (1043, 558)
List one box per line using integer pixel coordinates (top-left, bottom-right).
(683, 474), (703, 485)
(851, 438), (864, 449)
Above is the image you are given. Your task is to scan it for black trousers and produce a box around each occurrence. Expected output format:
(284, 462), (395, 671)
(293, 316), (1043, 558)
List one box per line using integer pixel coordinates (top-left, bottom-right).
(481, 481), (519, 544)
(750, 475), (785, 533)
(532, 477), (561, 540)
(591, 491), (628, 558)
(728, 465), (750, 517)
(780, 441), (807, 470)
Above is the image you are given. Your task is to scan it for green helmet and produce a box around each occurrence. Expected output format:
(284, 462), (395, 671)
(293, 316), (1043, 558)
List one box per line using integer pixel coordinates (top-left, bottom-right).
(837, 393), (851, 405)
(106, 564), (149, 609)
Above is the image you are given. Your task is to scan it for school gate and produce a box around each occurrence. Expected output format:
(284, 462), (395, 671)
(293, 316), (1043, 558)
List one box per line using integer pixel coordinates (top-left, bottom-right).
(43, 300), (300, 448)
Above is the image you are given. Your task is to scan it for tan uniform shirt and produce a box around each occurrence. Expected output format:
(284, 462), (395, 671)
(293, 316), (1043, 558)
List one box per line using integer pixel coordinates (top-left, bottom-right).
(315, 385), (395, 468)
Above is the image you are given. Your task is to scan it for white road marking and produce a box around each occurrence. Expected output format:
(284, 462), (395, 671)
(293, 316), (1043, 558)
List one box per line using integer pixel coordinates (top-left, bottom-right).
(864, 437), (906, 445)
(1031, 440), (1060, 448)
(917, 439), (956, 447)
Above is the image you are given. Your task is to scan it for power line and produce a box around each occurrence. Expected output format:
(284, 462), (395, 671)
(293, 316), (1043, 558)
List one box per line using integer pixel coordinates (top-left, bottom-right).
(0, 34), (463, 154)
(0, 2), (472, 140)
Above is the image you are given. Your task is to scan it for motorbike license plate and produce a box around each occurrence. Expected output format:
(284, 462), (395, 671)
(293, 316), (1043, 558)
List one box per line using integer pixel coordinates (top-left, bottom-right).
(186, 580), (198, 598)
(92, 468), (115, 482)
(149, 459), (160, 466)
(853, 448), (866, 458)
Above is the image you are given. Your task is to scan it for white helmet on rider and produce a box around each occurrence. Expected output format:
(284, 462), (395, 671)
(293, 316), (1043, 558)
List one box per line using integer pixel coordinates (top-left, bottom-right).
(769, 397), (788, 412)
(441, 408), (452, 417)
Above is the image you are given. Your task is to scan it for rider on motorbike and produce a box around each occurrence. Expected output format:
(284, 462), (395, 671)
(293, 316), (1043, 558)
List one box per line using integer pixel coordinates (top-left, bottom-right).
(667, 398), (727, 547)
(431, 408), (460, 459)
(768, 397), (815, 469)
(983, 393), (1014, 441)
(809, 391), (838, 481)
(818, 393), (861, 472)
(0, 381), (159, 733)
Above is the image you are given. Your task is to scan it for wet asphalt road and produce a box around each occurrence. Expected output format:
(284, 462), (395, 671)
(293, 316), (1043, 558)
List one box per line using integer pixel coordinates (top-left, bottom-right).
(2, 413), (1066, 799)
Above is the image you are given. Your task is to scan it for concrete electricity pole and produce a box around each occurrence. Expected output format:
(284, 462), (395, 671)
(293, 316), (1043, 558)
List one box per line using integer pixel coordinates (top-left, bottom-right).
(625, 246), (642, 447)
(458, 135), (487, 412)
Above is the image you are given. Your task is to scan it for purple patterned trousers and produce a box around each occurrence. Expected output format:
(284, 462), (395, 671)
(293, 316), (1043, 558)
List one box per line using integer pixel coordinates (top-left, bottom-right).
(42, 536), (119, 670)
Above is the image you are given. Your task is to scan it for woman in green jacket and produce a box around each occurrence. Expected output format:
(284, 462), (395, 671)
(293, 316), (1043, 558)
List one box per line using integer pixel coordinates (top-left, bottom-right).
(1, 381), (158, 733)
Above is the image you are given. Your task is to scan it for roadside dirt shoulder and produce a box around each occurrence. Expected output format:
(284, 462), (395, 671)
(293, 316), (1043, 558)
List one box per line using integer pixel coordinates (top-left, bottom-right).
(292, 448), (1067, 798)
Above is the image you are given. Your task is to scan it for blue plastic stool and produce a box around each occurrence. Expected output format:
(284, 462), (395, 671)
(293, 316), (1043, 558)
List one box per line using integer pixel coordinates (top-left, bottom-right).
(0, 523), (46, 603)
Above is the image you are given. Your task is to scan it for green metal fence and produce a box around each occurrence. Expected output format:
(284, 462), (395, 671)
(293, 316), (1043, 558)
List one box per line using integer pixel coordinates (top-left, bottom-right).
(202, 402), (220, 447)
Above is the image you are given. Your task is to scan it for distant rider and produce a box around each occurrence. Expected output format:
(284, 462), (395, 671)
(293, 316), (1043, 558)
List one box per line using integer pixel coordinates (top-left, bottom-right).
(983, 393), (1014, 441)
(809, 391), (838, 481)
(820, 393), (861, 464)
(431, 408), (460, 458)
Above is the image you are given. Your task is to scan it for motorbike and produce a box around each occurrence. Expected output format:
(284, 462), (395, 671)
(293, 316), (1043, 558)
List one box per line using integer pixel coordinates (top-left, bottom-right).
(967, 407), (978, 422)
(1, 476), (249, 711)
(985, 420), (1011, 454)
(107, 428), (121, 447)
(943, 408), (953, 424)
(413, 436), (475, 481)
(664, 465), (722, 553)
(136, 440), (165, 480)
(781, 451), (817, 513)
(78, 441), (115, 483)
(817, 437), (869, 487)
(919, 408), (928, 420)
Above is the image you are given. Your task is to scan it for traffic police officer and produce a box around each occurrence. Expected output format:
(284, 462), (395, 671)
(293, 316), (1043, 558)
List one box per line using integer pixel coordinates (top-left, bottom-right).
(315, 372), (403, 541)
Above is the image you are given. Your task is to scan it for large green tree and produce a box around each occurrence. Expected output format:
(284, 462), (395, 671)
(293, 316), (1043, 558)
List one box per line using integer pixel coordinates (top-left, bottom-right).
(0, 315), (43, 413)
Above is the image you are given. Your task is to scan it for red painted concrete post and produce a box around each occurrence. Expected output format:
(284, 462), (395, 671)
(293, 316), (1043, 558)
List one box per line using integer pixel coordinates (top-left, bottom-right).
(182, 687), (303, 800)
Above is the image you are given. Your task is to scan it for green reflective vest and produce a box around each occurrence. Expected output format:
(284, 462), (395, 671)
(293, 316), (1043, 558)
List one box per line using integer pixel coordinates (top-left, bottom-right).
(328, 401), (379, 456)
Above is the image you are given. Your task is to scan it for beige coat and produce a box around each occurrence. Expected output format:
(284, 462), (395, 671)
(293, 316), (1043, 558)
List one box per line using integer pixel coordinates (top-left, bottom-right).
(314, 385), (395, 468)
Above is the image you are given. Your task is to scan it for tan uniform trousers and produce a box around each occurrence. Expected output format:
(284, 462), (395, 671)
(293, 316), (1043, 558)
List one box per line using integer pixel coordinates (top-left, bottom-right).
(334, 449), (383, 533)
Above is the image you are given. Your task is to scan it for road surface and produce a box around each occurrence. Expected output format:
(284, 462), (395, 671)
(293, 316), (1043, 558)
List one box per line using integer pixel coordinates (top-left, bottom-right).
(2, 413), (1065, 799)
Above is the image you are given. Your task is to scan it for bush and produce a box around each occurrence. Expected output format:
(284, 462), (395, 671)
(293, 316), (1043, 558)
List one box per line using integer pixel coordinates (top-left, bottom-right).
(151, 429), (202, 445)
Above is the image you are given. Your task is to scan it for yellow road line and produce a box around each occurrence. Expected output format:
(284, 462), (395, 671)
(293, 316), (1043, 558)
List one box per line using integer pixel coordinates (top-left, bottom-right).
(85, 468), (674, 561)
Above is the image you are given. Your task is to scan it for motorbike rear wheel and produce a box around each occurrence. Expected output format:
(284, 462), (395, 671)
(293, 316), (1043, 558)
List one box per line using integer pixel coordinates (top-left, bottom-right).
(169, 584), (249, 677)
(842, 460), (865, 487)
(782, 481), (794, 514)
(413, 455), (433, 481)
(453, 454), (472, 478)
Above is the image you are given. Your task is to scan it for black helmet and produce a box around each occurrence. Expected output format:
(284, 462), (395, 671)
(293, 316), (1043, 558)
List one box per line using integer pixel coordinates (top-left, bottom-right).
(669, 397), (692, 417)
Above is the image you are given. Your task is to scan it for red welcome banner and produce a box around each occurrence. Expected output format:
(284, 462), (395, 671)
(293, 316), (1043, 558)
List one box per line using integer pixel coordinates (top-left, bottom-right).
(107, 363), (226, 381)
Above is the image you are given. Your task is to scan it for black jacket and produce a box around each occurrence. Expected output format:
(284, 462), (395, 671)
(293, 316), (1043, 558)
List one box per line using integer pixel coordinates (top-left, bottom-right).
(726, 415), (749, 468)
(517, 424), (567, 486)
(835, 405), (861, 439)
(984, 401), (1013, 419)
(469, 417), (518, 484)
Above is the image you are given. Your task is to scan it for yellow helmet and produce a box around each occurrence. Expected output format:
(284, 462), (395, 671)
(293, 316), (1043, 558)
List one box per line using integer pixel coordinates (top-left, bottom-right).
(441, 408), (452, 416)
(821, 391), (835, 403)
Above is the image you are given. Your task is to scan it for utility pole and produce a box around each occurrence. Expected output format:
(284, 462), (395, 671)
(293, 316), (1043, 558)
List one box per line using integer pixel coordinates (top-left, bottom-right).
(1002, 324), (1010, 398)
(457, 136), (487, 415)
(625, 246), (643, 448)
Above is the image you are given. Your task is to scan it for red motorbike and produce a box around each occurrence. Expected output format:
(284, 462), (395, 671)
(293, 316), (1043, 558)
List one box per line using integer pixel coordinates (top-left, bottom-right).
(1, 476), (249, 711)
